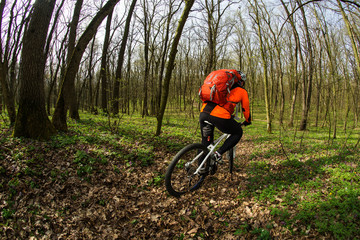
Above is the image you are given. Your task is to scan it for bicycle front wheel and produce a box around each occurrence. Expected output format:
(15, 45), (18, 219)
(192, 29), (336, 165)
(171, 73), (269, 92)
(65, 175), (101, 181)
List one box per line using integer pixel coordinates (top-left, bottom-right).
(165, 143), (209, 197)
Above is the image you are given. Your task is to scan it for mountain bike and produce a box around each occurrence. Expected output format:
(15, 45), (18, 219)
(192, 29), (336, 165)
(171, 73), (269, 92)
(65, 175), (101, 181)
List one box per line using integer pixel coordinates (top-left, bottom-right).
(165, 122), (241, 198)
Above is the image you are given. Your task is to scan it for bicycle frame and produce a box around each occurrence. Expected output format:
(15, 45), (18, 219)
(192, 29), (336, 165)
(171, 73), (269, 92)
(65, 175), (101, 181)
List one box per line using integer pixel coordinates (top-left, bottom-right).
(188, 133), (230, 175)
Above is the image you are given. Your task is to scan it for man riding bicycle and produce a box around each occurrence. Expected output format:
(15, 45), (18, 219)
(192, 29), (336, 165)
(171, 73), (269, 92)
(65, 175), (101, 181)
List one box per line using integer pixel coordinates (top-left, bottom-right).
(199, 69), (251, 164)
(164, 69), (251, 196)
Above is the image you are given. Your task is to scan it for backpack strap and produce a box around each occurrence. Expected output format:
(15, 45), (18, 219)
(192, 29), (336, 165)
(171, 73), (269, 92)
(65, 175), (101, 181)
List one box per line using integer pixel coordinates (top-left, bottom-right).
(231, 81), (242, 90)
(226, 71), (239, 86)
(203, 101), (217, 114)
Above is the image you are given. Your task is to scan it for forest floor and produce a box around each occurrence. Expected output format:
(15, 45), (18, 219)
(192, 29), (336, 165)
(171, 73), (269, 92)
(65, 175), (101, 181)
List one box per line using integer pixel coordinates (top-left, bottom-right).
(0, 113), (359, 239)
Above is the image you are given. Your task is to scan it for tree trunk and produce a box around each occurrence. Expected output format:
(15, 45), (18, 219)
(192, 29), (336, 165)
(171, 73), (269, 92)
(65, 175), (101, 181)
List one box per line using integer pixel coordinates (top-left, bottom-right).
(205, 1), (215, 75)
(100, 9), (113, 113)
(156, 1), (177, 114)
(314, 7), (338, 138)
(52, 0), (120, 131)
(88, 35), (96, 112)
(281, 0), (300, 128)
(142, 0), (150, 118)
(298, 1), (314, 131)
(156, 0), (195, 136)
(0, 90), (2, 114)
(94, 73), (101, 112)
(126, 31), (134, 114)
(67, 0), (83, 120)
(0, 63), (16, 125)
(250, 1), (272, 133)
(47, 29), (69, 115)
(13, 0), (56, 140)
(264, 11), (285, 125)
(337, 0), (360, 128)
(112, 0), (137, 115)
(314, 46), (323, 127)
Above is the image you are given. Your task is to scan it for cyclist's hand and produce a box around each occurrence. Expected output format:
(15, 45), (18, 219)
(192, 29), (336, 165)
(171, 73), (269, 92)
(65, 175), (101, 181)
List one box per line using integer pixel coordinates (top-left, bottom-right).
(242, 121), (251, 126)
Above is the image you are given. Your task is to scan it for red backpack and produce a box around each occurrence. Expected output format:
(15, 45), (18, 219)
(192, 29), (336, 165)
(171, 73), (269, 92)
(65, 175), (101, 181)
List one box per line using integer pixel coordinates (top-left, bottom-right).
(199, 69), (240, 105)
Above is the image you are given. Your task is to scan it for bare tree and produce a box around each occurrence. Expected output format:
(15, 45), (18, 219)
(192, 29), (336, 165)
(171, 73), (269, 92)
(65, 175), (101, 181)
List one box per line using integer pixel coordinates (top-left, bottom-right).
(100, 9), (114, 113)
(261, 4), (286, 125)
(67, 0), (84, 120)
(249, 0), (272, 133)
(337, 0), (360, 127)
(13, 0), (56, 139)
(112, 0), (137, 115)
(281, 0), (301, 128)
(155, 0), (180, 114)
(52, 0), (121, 131)
(137, 0), (161, 117)
(297, 0), (314, 131)
(47, 27), (69, 115)
(0, 0), (31, 125)
(314, 5), (342, 138)
(197, 0), (235, 75)
(312, 29), (323, 128)
(86, 35), (97, 112)
(156, 0), (195, 136)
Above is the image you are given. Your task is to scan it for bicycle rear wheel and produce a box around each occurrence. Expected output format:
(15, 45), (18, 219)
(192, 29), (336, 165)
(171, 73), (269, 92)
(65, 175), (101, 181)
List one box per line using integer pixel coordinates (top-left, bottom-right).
(165, 143), (209, 197)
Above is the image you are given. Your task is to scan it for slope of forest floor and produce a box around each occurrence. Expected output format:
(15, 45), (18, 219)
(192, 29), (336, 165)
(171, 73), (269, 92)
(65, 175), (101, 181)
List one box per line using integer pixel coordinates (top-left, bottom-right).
(0, 113), (359, 239)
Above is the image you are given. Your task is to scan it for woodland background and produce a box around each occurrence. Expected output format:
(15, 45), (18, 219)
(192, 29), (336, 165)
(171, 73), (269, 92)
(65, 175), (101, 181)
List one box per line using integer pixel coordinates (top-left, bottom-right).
(0, 0), (360, 239)
(0, 0), (359, 136)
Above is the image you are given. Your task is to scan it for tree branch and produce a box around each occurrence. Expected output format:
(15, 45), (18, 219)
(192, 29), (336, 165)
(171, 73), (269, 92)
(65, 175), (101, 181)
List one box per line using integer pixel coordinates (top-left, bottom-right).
(278, 0), (322, 38)
(340, 0), (360, 8)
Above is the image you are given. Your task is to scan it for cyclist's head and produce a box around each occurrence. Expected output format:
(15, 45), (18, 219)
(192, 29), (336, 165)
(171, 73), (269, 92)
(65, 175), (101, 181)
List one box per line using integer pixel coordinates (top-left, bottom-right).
(237, 70), (246, 86)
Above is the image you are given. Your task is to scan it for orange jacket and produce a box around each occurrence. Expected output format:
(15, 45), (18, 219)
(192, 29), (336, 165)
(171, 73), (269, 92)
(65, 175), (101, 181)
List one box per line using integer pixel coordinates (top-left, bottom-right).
(201, 86), (251, 121)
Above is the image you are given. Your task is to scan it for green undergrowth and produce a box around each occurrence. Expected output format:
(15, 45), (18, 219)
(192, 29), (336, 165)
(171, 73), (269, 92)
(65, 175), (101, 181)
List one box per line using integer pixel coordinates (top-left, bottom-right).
(242, 119), (360, 239)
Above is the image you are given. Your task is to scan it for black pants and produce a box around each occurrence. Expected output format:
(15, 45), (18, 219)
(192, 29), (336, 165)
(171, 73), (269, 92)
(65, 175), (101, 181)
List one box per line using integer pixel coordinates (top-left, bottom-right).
(199, 112), (243, 155)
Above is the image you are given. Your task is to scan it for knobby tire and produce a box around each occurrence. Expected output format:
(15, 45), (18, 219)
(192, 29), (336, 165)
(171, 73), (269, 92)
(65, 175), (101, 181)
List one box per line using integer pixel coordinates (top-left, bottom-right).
(165, 143), (208, 197)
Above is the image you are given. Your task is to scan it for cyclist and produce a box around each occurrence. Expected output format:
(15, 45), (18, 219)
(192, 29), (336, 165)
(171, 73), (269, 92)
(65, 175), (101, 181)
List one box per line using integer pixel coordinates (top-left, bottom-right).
(199, 70), (251, 164)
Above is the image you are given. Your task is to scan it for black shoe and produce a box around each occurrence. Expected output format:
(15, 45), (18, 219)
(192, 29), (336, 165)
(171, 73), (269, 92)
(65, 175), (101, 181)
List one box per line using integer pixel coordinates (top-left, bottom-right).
(210, 163), (217, 175)
(209, 154), (219, 175)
